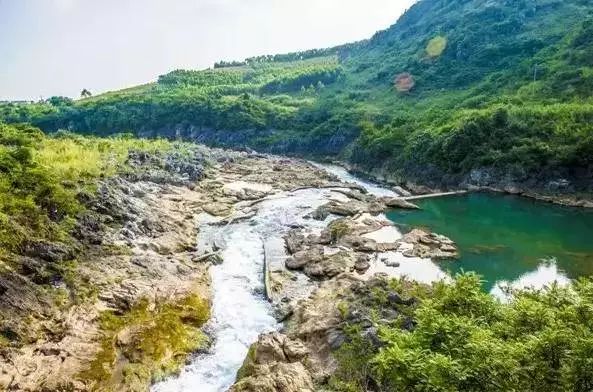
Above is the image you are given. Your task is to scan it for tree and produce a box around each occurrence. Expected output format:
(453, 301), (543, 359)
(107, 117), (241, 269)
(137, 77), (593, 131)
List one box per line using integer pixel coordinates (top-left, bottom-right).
(80, 89), (92, 99)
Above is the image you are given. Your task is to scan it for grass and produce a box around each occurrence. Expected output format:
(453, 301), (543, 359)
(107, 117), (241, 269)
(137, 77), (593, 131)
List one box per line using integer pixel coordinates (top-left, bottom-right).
(36, 132), (176, 180)
(0, 125), (192, 253)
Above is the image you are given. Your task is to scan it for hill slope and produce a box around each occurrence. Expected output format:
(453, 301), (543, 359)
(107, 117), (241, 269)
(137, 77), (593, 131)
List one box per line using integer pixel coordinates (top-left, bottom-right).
(2, 0), (593, 195)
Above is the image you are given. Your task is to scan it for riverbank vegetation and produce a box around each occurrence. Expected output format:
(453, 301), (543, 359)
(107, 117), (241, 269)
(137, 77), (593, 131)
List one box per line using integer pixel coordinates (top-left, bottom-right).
(330, 273), (593, 392)
(0, 121), (198, 345)
(2, 0), (593, 190)
(0, 123), (177, 255)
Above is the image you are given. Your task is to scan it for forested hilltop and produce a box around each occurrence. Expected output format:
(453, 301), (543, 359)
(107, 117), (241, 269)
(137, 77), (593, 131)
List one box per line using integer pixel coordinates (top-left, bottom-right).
(3, 0), (593, 193)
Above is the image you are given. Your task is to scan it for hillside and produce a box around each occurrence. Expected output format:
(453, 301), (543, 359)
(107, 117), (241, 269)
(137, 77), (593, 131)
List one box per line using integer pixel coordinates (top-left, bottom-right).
(2, 0), (593, 196)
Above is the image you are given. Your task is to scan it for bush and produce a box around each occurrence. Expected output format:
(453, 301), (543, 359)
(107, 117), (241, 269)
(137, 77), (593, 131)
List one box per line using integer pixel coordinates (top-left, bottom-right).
(332, 273), (593, 391)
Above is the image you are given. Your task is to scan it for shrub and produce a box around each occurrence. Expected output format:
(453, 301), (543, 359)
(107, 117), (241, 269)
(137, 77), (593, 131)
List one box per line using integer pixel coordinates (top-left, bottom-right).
(332, 273), (593, 391)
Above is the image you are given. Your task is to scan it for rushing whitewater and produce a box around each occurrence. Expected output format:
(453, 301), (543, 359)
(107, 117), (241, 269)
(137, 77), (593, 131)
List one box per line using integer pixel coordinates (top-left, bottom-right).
(152, 188), (331, 392)
(311, 162), (397, 198)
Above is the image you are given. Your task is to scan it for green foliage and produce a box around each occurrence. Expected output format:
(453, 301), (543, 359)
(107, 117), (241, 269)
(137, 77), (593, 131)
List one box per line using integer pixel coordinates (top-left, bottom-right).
(426, 36), (447, 58)
(260, 63), (343, 94)
(332, 273), (593, 392)
(2, 0), (593, 184)
(328, 219), (352, 243)
(0, 123), (178, 253)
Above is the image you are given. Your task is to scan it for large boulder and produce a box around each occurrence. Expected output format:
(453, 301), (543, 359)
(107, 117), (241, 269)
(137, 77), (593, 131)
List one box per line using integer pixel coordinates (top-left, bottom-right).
(284, 229), (306, 255)
(231, 332), (313, 392)
(202, 202), (232, 216)
(230, 362), (314, 392)
(400, 229), (458, 259)
(223, 181), (273, 201)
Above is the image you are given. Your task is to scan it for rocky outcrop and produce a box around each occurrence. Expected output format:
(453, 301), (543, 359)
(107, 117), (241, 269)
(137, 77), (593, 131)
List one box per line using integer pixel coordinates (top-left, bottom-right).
(380, 197), (420, 209)
(231, 333), (313, 392)
(224, 159), (468, 391)
(399, 229), (458, 259)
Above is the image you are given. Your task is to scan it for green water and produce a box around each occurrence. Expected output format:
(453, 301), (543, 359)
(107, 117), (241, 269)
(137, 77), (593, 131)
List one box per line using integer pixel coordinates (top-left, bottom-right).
(387, 193), (593, 291)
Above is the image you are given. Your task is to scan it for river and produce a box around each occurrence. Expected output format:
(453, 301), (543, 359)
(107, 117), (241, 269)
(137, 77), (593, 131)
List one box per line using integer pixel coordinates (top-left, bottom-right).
(152, 163), (590, 391)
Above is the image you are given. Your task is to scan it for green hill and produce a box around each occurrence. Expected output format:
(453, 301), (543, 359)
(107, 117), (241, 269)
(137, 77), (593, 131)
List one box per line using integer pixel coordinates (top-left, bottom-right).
(2, 0), (593, 193)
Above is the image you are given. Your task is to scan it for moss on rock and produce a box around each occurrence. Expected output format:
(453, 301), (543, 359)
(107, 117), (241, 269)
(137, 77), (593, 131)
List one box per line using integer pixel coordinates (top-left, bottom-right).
(79, 293), (210, 391)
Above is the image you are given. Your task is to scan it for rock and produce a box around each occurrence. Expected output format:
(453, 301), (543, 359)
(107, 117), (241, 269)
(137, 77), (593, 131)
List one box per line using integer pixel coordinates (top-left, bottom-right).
(285, 246), (323, 270)
(203, 202), (232, 216)
(404, 182), (434, 195)
(207, 253), (224, 265)
(73, 212), (105, 245)
(232, 332), (313, 392)
(253, 333), (289, 364)
(381, 197), (420, 210)
(367, 201), (387, 215)
(354, 254), (370, 273)
(222, 181), (273, 201)
(399, 229), (458, 260)
(308, 205), (329, 221)
(387, 292), (416, 306)
(384, 259), (400, 268)
(332, 189), (369, 202)
(503, 185), (522, 195)
(440, 244), (457, 252)
(303, 263), (325, 278)
(285, 229), (306, 254)
(547, 178), (571, 192)
(341, 235), (378, 252)
(327, 328), (346, 350)
(361, 326), (383, 348)
(316, 251), (356, 278)
(393, 186), (412, 197)
(23, 241), (75, 263)
(230, 362), (314, 392)
(283, 339), (309, 362)
(326, 200), (365, 216)
(315, 230), (332, 245)
(273, 302), (294, 322)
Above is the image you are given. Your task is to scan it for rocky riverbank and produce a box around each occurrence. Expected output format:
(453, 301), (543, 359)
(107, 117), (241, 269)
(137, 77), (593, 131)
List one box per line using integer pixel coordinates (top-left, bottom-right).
(223, 167), (457, 391)
(0, 147), (217, 391)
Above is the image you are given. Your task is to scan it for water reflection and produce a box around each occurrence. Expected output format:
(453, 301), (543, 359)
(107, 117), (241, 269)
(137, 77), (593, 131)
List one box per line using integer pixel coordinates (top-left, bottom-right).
(490, 258), (571, 302)
(388, 193), (593, 291)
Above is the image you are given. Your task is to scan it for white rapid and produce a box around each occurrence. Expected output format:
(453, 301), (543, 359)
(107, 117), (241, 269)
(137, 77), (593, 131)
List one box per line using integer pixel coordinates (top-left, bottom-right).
(311, 162), (397, 198)
(152, 224), (276, 392)
(151, 189), (333, 392)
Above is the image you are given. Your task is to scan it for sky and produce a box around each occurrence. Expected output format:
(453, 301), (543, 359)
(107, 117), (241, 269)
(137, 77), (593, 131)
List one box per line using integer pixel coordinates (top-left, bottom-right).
(0, 0), (415, 100)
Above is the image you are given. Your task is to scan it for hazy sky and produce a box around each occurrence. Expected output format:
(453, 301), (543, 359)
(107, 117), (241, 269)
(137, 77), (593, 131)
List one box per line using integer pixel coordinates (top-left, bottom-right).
(0, 0), (415, 100)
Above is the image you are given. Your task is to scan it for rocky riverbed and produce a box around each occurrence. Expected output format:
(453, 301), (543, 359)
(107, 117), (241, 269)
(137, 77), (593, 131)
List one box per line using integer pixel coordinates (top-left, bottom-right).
(0, 144), (458, 391)
(220, 168), (457, 392)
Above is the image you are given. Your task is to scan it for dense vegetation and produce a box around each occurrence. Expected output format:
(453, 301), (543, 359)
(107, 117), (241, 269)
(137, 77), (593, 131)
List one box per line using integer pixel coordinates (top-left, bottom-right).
(0, 121), (201, 341)
(0, 123), (182, 256)
(2, 0), (593, 190)
(331, 273), (593, 392)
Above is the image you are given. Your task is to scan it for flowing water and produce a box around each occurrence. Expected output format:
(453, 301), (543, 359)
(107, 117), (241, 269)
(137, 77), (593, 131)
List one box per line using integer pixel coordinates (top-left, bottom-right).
(311, 163), (397, 198)
(152, 189), (333, 392)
